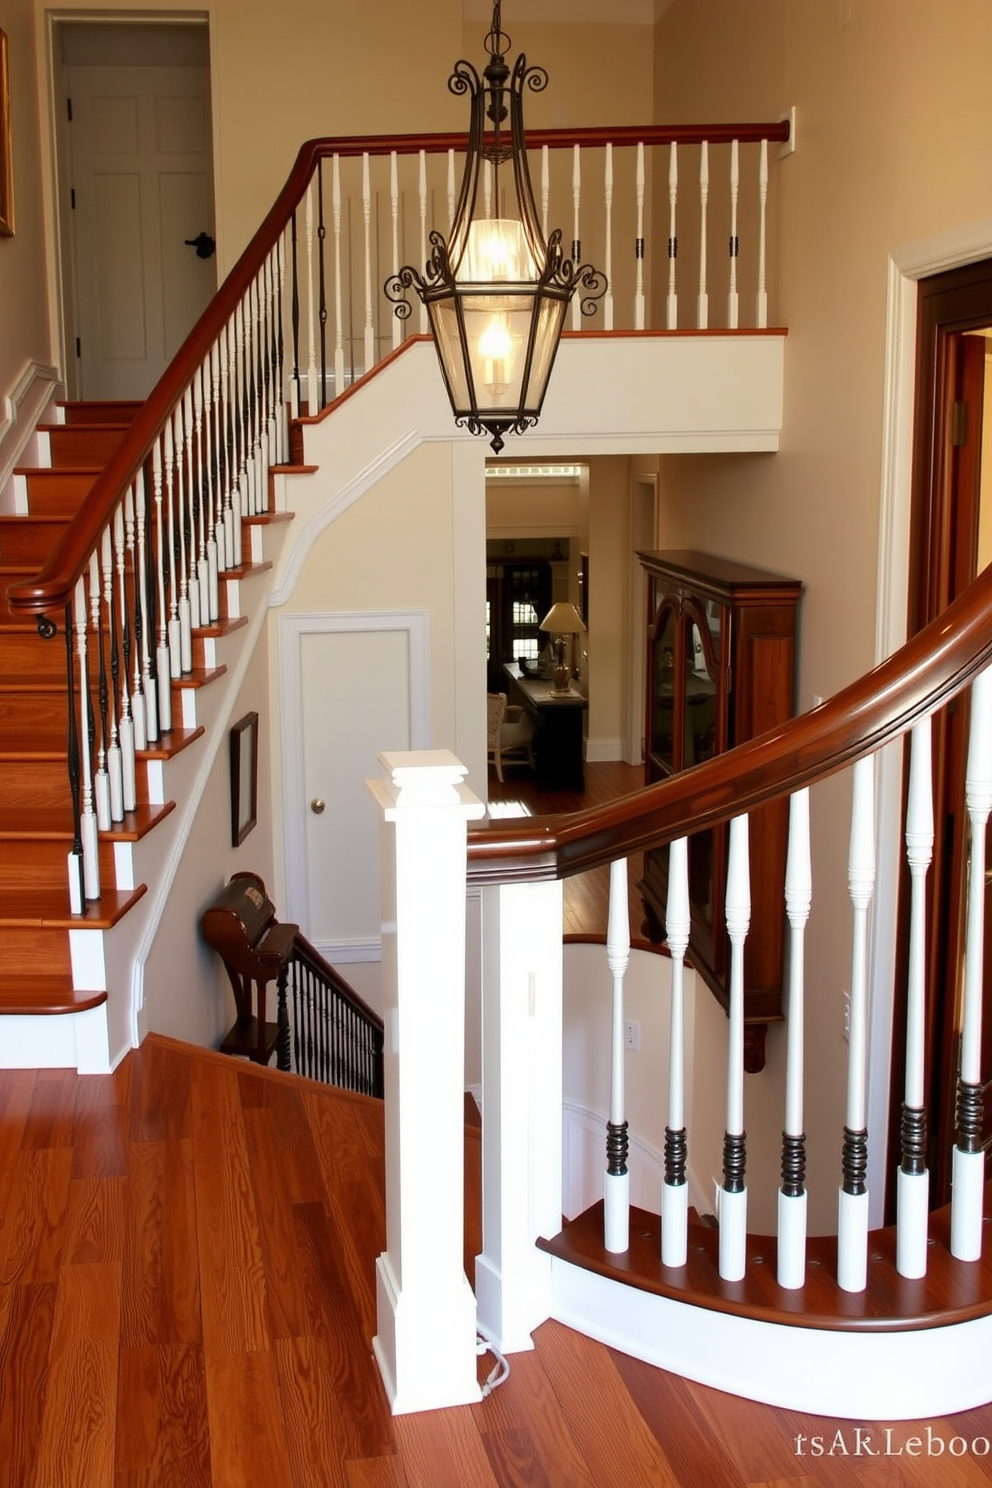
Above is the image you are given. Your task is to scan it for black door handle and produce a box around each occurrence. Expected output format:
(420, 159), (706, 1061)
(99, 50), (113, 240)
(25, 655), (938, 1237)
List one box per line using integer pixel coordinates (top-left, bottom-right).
(184, 231), (216, 259)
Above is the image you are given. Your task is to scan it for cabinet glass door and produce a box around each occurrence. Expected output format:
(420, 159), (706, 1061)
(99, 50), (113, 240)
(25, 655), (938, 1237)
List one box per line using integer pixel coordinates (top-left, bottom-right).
(649, 604), (677, 774)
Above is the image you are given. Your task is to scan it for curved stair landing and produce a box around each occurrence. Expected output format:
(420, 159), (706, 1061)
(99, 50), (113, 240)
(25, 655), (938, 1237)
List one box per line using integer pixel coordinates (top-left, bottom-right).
(538, 1195), (992, 1419)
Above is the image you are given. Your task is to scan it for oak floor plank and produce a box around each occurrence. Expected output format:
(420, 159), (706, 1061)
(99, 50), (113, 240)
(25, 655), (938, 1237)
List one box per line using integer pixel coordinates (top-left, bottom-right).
(116, 1342), (212, 1486)
(607, 1351), (745, 1488)
(776, 1416), (992, 1487)
(32, 1260), (121, 1488)
(121, 1137), (201, 1348)
(691, 1388), (826, 1485)
(241, 1103), (311, 1341)
(481, 1424), (555, 1488)
(64, 1173), (126, 1265)
(190, 1061), (270, 1356)
(71, 1071), (129, 1178)
(203, 1349), (294, 1488)
(0, 1146), (73, 1285)
(344, 1456), (411, 1488)
(0, 1281), (57, 1487)
(129, 1038), (192, 1143)
(392, 1405), (501, 1488)
(239, 1073), (328, 1204)
(21, 1066), (77, 1150)
(475, 1347), (598, 1488)
(276, 1333), (395, 1486)
(532, 1320), (686, 1488)
(0, 1070), (38, 1206)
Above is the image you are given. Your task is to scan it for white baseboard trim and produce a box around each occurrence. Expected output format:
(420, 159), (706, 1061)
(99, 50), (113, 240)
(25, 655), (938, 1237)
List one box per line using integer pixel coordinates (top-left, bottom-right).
(585, 736), (624, 763)
(0, 361), (61, 505)
(312, 937), (382, 964)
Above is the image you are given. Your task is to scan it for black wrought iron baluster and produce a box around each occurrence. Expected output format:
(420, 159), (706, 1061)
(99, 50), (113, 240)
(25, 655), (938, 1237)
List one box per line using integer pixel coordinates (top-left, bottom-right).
(59, 606), (85, 913)
(317, 158), (328, 410)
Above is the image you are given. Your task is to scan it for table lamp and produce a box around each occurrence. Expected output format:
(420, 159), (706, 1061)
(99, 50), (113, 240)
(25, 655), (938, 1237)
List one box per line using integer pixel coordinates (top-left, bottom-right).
(539, 602), (586, 694)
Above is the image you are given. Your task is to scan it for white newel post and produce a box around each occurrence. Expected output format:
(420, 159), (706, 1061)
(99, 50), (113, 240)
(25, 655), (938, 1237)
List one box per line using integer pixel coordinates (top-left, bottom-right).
(475, 877), (564, 1355)
(368, 750), (485, 1415)
(952, 663), (992, 1260)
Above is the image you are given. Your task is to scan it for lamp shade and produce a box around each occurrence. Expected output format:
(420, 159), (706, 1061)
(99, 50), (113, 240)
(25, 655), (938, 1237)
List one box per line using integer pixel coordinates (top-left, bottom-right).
(540, 602), (586, 635)
(384, 2), (606, 453)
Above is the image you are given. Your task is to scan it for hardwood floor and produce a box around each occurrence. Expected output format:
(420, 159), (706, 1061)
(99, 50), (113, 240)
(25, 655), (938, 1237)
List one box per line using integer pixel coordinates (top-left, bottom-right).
(2, 1034), (991, 1488)
(486, 759), (649, 939)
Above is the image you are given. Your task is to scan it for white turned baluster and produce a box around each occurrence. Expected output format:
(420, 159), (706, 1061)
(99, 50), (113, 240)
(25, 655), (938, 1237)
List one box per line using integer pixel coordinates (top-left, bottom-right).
(541, 146), (549, 239)
(135, 469), (157, 744)
(362, 152), (375, 373)
(75, 575), (100, 902)
(570, 146), (582, 331)
(727, 139), (739, 329)
(697, 141), (709, 329)
(242, 290), (258, 520)
(952, 663), (992, 1259)
(756, 140), (769, 328)
(418, 150), (428, 334)
(897, 717), (934, 1279)
(175, 402), (192, 672)
(719, 814), (750, 1281)
(164, 420), (181, 681)
(193, 371), (211, 624)
(662, 836), (691, 1267)
(151, 439), (172, 734)
(604, 858), (631, 1254)
(778, 789), (811, 1289)
(390, 152), (401, 351)
(273, 240), (287, 464)
(447, 149), (456, 230)
(666, 142), (678, 329)
(125, 483), (146, 754)
(333, 155), (345, 397)
(228, 326), (244, 565)
(89, 552), (111, 834)
(101, 526), (123, 823)
(838, 756), (875, 1292)
(602, 144), (614, 331)
(205, 342), (221, 611)
(113, 505), (135, 814)
(634, 141), (646, 331)
(305, 180), (318, 414)
(181, 389), (197, 649)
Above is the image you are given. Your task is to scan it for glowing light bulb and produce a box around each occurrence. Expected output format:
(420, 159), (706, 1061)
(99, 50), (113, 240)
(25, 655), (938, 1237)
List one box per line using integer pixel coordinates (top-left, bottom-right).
(478, 313), (513, 402)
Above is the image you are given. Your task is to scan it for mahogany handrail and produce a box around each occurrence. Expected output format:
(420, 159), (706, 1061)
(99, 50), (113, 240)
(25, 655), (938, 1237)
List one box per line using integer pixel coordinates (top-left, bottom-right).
(466, 561), (992, 885)
(6, 118), (789, 621)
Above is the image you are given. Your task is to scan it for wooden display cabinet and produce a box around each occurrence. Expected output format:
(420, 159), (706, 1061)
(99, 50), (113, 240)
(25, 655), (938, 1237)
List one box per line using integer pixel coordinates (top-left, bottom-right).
(636, 550), (802, 1071)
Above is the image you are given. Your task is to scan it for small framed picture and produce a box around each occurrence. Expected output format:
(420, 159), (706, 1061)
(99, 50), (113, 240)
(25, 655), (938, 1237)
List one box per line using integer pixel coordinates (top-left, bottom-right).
(0, 30), (13, 237)
(230, 712), (258, 847)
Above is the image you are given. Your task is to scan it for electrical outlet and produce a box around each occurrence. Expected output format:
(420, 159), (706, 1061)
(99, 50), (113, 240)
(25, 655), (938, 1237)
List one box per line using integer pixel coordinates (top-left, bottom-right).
(624, 1019), (641, 1051)
(842, 990), (851, 1041)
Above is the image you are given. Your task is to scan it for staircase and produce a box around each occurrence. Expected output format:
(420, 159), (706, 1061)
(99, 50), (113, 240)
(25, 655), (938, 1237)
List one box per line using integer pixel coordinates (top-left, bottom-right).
(0, 399), (295, 1069)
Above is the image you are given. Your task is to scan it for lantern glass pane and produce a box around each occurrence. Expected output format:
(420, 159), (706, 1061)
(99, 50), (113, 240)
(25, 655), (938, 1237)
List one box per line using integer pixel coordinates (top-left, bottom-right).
(463, 218), (539, 283)
(429, 298), (472, 412)
(461, 291), (537, 415)
(521, 297), (566, 412)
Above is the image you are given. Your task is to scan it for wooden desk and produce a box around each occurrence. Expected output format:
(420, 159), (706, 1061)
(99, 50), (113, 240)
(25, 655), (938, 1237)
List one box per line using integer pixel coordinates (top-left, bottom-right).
(503, 662), (588, 792)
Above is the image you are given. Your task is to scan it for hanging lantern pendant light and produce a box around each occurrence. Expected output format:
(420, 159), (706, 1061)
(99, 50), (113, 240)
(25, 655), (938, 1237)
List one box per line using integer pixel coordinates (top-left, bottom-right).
(385, 1), (606, 453)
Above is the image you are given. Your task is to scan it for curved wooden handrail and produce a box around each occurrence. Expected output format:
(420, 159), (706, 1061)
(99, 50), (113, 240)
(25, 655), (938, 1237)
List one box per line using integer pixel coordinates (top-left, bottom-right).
(466, 561), (992, 885)
(6, 117), (789, 620)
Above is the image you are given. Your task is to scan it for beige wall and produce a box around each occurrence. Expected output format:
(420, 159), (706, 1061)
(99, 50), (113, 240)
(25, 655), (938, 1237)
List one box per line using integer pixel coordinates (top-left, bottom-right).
(653, 0), (992, 1231)
(1, 0), (55, 393)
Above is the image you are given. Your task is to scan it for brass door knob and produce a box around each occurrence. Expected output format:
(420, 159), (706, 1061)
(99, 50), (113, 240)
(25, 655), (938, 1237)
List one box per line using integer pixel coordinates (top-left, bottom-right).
(310, 798), (325, 814)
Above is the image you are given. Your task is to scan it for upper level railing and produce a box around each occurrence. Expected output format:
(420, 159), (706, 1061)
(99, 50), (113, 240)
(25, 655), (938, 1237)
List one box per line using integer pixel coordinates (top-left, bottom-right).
(8, 117), (788, 624)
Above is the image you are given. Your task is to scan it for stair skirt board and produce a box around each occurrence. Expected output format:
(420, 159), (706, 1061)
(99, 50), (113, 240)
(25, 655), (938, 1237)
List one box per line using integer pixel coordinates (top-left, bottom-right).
(0, 1004), (119, 1074)
(547, 1255), (992, 1420)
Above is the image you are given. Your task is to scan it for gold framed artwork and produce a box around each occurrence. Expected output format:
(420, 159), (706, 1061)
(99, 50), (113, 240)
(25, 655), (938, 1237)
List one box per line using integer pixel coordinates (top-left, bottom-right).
(230, 712), (259, 847)
(0, 30), (12, 237)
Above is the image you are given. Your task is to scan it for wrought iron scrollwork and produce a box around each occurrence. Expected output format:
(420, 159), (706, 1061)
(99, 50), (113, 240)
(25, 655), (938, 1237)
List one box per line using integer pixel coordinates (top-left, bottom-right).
(37, 615), (58, 639)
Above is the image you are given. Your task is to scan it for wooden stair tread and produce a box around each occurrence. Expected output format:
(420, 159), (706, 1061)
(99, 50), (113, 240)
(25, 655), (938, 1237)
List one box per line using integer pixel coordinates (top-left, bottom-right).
(56, 400), (142, 423)
(137, 725), (204, 760)
(539, 1198), (992, 1333)
(245, 510), (295, 525)
(0, 675), (67, 693)
(37, 422), (128, 434)
(193, 615), (248, 639)
(0, 976), (107, 1015)
(0, 884), (147, 928)
(12, 464), (103, 476)
(0, 802), (174, 841)
(174, 665), (227, 689)
(0, 728), (66, 759)
(221, 559), (273, 580)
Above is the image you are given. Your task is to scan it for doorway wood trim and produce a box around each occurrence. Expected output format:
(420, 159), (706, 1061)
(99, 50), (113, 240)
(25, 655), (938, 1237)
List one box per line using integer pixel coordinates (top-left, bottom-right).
(277, 609), (432, 957)
(870, 214), (992, 1225)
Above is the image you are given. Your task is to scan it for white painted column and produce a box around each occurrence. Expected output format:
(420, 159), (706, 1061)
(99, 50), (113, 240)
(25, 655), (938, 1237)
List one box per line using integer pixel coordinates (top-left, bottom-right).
(719, 814), (750, 1281)
(634, 142), (646, 331)
(755, 140), (769, 328)
(475, 877), (564, 1355)
(778, 789), (811, 1289)
(662, 836), (690, 1267)
(838, 756), (875, 1292)
(602, 144), (614, 332)
(697, 140), (709, 329)
(604, 858), (631, 1253)
(897, 717), (933, 1278)
(571, 146), (583, 331)
(666, 142), (678, 330)
(952, 663), (992, 1259)
(368, 750), (485, 1415)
